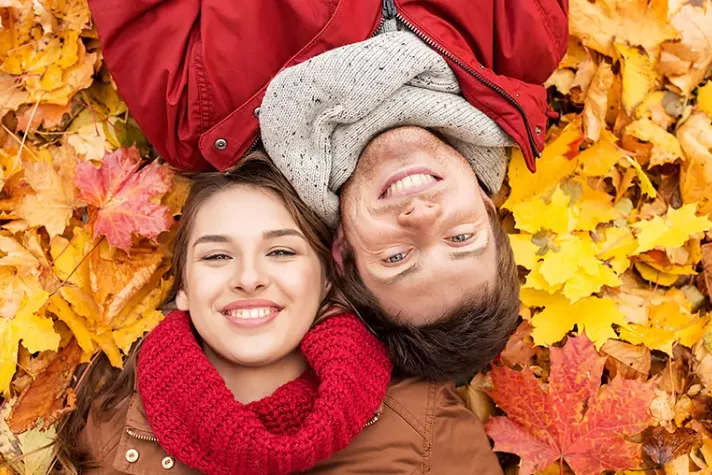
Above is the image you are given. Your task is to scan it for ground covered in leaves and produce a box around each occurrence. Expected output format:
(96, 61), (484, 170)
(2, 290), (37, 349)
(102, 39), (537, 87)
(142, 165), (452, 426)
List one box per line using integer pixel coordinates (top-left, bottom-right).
(1, 0), (712, 474)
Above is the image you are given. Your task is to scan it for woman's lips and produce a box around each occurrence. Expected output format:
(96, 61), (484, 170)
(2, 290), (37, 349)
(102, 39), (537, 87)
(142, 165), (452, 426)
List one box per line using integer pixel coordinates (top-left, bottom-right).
(220, 299), (282, 329)
(223, 308), (281, 329)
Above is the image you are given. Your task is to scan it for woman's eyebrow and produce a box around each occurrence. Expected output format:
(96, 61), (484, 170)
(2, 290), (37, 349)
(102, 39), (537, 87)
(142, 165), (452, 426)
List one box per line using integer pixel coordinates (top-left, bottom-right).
(262, 228), (306, 240)
(192, 234), (229, 247)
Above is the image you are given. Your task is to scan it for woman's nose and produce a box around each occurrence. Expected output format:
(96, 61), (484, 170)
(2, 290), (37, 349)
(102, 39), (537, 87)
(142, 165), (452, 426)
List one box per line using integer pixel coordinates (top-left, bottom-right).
(231, 260), (268, 293)
(397, 200), (441, 228)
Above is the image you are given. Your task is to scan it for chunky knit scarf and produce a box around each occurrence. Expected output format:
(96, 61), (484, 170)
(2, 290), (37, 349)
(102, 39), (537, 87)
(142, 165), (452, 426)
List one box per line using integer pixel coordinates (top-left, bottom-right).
(137, 310), (392, 475)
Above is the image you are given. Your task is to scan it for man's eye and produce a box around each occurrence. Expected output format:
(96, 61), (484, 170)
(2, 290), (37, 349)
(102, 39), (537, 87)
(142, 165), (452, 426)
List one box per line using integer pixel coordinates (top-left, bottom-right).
(448, 233), (474, 243)
(385, 252), (408, 263)
(202, 253), (231, 261)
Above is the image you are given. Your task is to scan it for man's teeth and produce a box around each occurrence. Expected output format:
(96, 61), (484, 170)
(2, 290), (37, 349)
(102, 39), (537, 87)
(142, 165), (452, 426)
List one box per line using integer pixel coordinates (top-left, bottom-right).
(225, 308), (276, 319)
(385, 174), (436, 198)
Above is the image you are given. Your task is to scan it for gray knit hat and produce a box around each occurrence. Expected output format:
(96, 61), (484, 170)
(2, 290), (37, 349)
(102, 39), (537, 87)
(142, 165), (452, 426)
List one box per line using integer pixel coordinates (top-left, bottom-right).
(259, 30), (514, 227)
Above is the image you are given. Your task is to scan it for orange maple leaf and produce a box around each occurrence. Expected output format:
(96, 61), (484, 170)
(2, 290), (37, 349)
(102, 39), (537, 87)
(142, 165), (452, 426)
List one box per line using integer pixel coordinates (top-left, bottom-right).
(73, 146), (174, 251)
(484, 333), (654, 475)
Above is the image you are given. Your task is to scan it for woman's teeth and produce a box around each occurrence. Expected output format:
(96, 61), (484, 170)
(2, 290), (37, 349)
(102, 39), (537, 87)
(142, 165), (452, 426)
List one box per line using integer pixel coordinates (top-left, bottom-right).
(225, 308), (276, 319)
(384, 174), (437, 198)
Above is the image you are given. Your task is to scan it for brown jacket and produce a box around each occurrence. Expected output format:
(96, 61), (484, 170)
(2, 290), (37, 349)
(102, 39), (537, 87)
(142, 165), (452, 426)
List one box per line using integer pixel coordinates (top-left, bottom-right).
(78, 378), (503, 474)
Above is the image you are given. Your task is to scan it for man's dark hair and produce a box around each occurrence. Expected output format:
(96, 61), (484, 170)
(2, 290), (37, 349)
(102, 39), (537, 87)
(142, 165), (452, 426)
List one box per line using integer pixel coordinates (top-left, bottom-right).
(337, 204), (520, 381)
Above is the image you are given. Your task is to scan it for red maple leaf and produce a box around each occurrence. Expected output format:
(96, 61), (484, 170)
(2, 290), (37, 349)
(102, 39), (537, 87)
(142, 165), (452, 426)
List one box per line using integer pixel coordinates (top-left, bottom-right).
(74, 146), (174, 251)
(484, 333), (654, 475)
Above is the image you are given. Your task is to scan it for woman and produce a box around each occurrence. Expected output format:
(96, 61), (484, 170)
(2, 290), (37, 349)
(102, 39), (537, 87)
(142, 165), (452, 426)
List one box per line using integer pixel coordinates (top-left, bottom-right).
(56, 152), (502, 474)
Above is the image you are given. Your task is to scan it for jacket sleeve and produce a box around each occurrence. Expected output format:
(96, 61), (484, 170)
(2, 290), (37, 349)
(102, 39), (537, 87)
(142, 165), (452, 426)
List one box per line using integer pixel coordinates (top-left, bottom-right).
(87, 0), (208, 171)
(430, 384), (504, 474)
(491, 0), (569, 84)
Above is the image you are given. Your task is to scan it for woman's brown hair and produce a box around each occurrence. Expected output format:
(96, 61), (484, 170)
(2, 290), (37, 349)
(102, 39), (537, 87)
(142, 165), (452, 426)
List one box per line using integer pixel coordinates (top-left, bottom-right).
(53, 150), (337, 473)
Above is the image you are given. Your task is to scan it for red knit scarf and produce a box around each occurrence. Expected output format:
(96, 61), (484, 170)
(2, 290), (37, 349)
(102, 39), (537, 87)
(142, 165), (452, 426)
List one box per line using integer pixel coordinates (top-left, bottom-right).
(136, 310), (392, 475)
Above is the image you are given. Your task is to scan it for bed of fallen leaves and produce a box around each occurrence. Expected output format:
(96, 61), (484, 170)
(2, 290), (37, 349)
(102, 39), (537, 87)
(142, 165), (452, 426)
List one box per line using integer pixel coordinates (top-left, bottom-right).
(0, 0), (711, 474)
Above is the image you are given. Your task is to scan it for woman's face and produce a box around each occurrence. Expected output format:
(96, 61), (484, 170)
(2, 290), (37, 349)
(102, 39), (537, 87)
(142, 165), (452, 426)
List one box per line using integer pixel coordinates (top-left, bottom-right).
(176, 185), (328, 367)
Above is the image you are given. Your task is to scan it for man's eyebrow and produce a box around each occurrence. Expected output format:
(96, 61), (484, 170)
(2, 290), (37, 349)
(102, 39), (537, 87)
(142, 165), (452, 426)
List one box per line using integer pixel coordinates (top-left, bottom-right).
(263, 228), (306, 240)
(192, 234), (229, 247)
(449, 248), (488, 260)
(380, 263), (421, 286)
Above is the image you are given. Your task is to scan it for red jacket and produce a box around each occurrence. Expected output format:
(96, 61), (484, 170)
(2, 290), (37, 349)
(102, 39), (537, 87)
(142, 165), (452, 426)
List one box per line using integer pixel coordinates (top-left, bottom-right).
(88, 0), (568, 174)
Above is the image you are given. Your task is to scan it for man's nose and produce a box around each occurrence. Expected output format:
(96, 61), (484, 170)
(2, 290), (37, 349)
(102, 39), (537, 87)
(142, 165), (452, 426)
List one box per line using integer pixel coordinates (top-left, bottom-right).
(397, 200), (441, 228)
(231, 260), (268, 293)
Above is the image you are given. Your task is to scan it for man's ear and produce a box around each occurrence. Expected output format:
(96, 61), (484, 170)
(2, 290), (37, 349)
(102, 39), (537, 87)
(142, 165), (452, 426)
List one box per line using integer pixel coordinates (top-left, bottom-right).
(331, 224), (346, 273)
(176, 289), (189, 311)
(480, 186), (496, 210)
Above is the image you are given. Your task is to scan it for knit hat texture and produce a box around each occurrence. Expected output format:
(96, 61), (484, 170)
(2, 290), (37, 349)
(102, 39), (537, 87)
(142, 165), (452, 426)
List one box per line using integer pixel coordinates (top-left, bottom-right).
(259, 30), (514, 227)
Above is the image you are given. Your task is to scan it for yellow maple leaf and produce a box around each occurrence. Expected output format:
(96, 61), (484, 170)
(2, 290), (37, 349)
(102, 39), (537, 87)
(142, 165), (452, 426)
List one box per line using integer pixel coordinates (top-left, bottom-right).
(596, 226), (638, 274)
(678, 112), (712, 216)
(622, 156), (657, 198)
(0, 317), (18, 395)
(633, 203), (712, 253)
(615, 43), (658, 116)
(50, 227), (91, 289)
(502, 118), (582, 209)
(633, 261), (682, 287)
(512, 186), (577, 235)
(12, 290), (60, 354)
(662, 4), (712, 96)
(618, 300), (708, 355)
(625, 119), (683, 168)
(570, 0), (676, 59)
(17, 161), (76, 237)
(534, 234), (621, 302)
(47, 294), (94, 355)
(697, 81), (712, 120)
(113, 309), (164, 354)
(577, 133), (628, 177)
(522, 288), (626, 348)
(508, 233), (540, 270)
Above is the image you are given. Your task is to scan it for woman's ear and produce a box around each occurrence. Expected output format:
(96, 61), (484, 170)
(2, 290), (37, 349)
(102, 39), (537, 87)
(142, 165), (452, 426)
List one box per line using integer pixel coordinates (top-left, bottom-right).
(321, 280), (332, 300)
(176, 289), (189, 311)
(331, 224), (345, 273)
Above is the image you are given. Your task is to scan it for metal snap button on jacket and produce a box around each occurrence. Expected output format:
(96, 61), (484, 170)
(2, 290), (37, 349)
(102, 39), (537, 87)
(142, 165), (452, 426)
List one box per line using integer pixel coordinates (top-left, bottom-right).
(162, 456), (175, 469)
(214, 138), (228, 150)
(125, 448), (139, 463)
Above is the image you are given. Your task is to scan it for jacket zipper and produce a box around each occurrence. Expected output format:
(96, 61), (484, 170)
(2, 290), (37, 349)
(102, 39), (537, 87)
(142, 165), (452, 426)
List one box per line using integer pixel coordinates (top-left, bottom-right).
(383, 0), (541, 158)
(126, 427), (158, 443)
(126, 414), (379, 443)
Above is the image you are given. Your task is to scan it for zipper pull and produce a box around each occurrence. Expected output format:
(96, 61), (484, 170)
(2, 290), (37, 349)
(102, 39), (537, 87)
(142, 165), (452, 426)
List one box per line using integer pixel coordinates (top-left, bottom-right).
(382, 0), (397, 19)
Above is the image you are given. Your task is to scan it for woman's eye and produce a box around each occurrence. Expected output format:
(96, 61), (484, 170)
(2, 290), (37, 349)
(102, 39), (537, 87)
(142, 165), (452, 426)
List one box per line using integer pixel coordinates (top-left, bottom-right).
(202, 253), (231, 261)
(385, 252), (408, 264)
(448, 233), (474, 243)
(268, 249), (296, 257)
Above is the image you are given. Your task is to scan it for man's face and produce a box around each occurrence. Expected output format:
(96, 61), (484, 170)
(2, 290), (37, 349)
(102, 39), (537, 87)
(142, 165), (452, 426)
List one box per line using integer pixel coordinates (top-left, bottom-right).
(339, 126), (498, 325)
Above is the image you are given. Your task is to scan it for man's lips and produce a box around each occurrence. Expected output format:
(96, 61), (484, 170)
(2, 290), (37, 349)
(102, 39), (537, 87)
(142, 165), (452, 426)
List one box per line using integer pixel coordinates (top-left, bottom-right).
(380, 168), (441, 199)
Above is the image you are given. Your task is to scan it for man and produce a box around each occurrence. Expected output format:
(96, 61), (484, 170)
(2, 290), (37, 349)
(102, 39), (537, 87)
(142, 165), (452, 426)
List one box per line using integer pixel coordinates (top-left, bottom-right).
(88, 0), (568, 378)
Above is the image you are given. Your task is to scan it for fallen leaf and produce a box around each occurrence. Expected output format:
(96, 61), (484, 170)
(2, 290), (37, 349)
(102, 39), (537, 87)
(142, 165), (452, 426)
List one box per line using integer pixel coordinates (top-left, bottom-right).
(522, 289), (626, 348)
(642, 426), (702, 468)
(633, 203), (712, 254)
(73, 146), (174, 251)
(16, 160), (77, 237)
(6, 339), (81, 433)
(625, 119), (683, 168)
(485, 333), (654, 475)
(615, 43), (657, 116)
(601, 339), (651, 381)
(583, 62), (614, 141)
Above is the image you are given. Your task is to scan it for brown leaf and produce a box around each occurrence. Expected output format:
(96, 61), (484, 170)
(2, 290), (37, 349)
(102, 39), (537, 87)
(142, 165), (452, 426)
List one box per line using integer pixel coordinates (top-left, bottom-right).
(583, 62), (614, 141)
(701, 242), (712, 297)
(5, 339), (82, 434)
(500, 321), (537, 367)
(601, 339), (651, 381)
(642, 426), (702, 467)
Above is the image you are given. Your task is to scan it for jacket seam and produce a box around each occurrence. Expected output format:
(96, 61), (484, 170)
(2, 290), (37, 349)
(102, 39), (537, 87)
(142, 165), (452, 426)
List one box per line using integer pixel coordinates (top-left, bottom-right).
(421, 381), (437, 473)
(192, 35), (212, 134)
(383, 394), (428, 440)
(533, 0), (565, 55)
